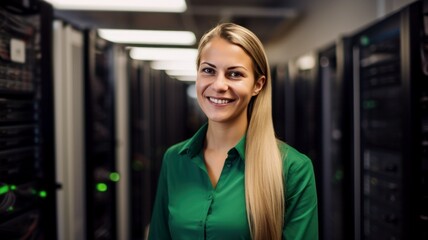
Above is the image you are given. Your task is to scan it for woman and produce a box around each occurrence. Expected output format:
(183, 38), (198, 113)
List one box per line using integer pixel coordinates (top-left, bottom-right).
(148, 23), (318, 240)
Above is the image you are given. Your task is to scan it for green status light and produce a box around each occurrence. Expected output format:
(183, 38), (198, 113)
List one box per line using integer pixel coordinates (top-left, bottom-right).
(10, 185), (16, 191)
(39, 190), (47, 198)
(97, 183), (108, 192)
(335, 170), (344, 181)
(7, 206), (14, 212)
(363, 100), (377, 110)
(109, 172), (120, 182)
(360, 36), (370, 46)
(0, 185), (9, 195)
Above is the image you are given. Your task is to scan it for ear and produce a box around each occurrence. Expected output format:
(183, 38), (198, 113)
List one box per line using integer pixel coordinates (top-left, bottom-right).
(252, 76), (266, 96)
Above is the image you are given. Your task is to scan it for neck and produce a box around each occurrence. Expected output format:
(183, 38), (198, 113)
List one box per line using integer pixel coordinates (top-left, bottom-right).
(205, 119), (247, 152)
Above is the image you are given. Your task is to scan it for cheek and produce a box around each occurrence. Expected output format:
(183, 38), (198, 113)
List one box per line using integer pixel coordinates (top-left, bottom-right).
(195, 78), (209, 97)
(195, 81), (206, 108)
(195, 81), (203, 98)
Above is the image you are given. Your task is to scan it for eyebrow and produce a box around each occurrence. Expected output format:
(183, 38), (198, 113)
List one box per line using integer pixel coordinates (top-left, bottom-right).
(200, 61), (249, 71)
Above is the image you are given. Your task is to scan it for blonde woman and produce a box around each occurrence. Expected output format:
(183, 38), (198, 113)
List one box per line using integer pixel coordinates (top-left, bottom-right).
(148, 23), (318, 240)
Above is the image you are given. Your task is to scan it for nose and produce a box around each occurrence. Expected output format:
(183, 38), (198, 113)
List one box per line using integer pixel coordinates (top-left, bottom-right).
(211, 74), (228, 92)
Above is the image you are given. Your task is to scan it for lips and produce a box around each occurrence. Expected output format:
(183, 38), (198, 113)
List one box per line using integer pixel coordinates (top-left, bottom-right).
(208, 97), (234, 104)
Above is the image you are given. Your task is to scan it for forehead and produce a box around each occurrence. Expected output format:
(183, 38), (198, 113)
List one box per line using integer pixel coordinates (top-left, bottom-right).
(199, 37), (253, 68)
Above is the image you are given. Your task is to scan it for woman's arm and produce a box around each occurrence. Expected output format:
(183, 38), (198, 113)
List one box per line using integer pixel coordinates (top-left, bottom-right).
(283, 153), (319, 240)
(148, 153), (172, 240)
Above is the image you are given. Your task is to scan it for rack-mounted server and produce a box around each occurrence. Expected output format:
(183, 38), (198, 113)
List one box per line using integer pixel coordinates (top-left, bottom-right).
(316, 39), (354, 240)
(352, 1), (428, 239)
(0, 0), (56, 239)
(84, 30), (118, 240)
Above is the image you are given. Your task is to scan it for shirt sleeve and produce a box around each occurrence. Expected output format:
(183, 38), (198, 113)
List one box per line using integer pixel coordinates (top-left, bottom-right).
(148, 151), (172, 240)
(283, 153), (319, 240)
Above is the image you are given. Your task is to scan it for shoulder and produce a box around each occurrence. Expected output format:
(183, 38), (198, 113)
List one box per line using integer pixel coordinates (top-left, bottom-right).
(277, 141), (315, 194)
(162, 139), (190, 163)
(278, 140), (313, 171)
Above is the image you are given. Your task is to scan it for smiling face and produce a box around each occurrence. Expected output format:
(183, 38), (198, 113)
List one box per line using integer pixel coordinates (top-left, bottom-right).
(196, 37), (265, 127)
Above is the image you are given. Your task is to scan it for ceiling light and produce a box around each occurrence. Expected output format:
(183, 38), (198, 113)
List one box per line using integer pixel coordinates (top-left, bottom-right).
(150, 61), (196, 71)
(98, 29), (196, 45)
(129, 47), (197, 61)
(177, 76), (197, 82)
(297, 55), (315, 70)
(44, 0), (186, 12)
(166, 69), (197, 77)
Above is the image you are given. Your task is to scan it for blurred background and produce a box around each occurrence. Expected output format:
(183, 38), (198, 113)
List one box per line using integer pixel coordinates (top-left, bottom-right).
(0, 0), (427, 239)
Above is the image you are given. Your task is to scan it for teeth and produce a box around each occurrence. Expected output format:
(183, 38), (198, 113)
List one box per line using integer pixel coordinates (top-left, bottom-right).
(209, 97), (230, 104)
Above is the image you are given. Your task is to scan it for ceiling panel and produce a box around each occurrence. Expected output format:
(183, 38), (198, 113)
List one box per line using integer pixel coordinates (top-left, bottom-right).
(55, 0), (305, 46)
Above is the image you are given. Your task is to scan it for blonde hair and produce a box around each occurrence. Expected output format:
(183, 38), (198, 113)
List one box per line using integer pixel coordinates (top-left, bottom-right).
(197, 23), (284, 240)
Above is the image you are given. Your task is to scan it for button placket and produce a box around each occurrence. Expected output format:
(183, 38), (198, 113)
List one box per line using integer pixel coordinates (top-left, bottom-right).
(200, 191), (214, 233)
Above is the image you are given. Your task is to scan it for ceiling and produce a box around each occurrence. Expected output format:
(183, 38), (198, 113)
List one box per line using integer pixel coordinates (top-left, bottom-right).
(55, 0), (308, 47)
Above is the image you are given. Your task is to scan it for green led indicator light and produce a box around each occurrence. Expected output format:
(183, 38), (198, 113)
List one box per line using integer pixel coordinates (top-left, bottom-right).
(335, 170), (344, 181)
(39, 191), (47, 198)
(109, 172), (120, 182)
(97, 183), (108, 192)
(10, 185), (16, 191)
(132, 161), (144, 171)
(0, 185), (9, 195)
(7, 206), (14, 212)
(360, 36), (370, 46)
(363, 100), (377, 109)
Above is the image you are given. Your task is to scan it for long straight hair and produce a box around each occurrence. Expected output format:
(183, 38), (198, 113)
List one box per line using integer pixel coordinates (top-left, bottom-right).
(197, 23), (284, 240)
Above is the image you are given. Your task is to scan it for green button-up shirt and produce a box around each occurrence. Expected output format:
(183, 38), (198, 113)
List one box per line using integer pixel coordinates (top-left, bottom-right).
(148, 124), (318, 240)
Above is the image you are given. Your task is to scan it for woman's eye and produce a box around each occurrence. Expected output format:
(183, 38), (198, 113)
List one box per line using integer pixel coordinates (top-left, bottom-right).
(201, 68), (215, 74)
(229, 71), (243, 78)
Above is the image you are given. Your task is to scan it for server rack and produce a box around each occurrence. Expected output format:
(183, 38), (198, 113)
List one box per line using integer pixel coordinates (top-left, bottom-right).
(113, 44), (130, 240)
(84, 31), (118, 240)
(351, 1), (427, 239)
(0, 0), (56, 239)
(53, 20), (86, 240)
(128, 60), (191, 239)
(287, 53), (324, 238)
(288, 54), (321, 162)
(317, 39), (353, 240)
(271, 65), (289, 142)
(129, 60), (152, 239)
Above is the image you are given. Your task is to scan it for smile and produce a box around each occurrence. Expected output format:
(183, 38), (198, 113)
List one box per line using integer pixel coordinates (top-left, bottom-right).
(208, 97), (233, 104)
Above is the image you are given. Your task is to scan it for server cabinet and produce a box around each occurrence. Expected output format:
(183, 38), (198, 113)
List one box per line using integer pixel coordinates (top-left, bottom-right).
(0, 1), (56, 239)
(128, 60), (191, 239)
(53, 21), (86, 240)
(288, 53), (321, 162)
(128, 60), (153, 239)
(271, 65), (289, 142)
(287, 53), (324, 238)
(114, 45), (130, 240)
(352, 1), (427, 239)
(84, 31), (118, 240)
(277, 63), (297, 145)
(317, 39), (353, 240)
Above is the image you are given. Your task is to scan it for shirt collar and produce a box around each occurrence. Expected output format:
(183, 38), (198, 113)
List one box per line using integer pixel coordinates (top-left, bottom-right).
(178, 123), (208, 158)
(232, 134), (246, 161)
(179, 123), (246, 161)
